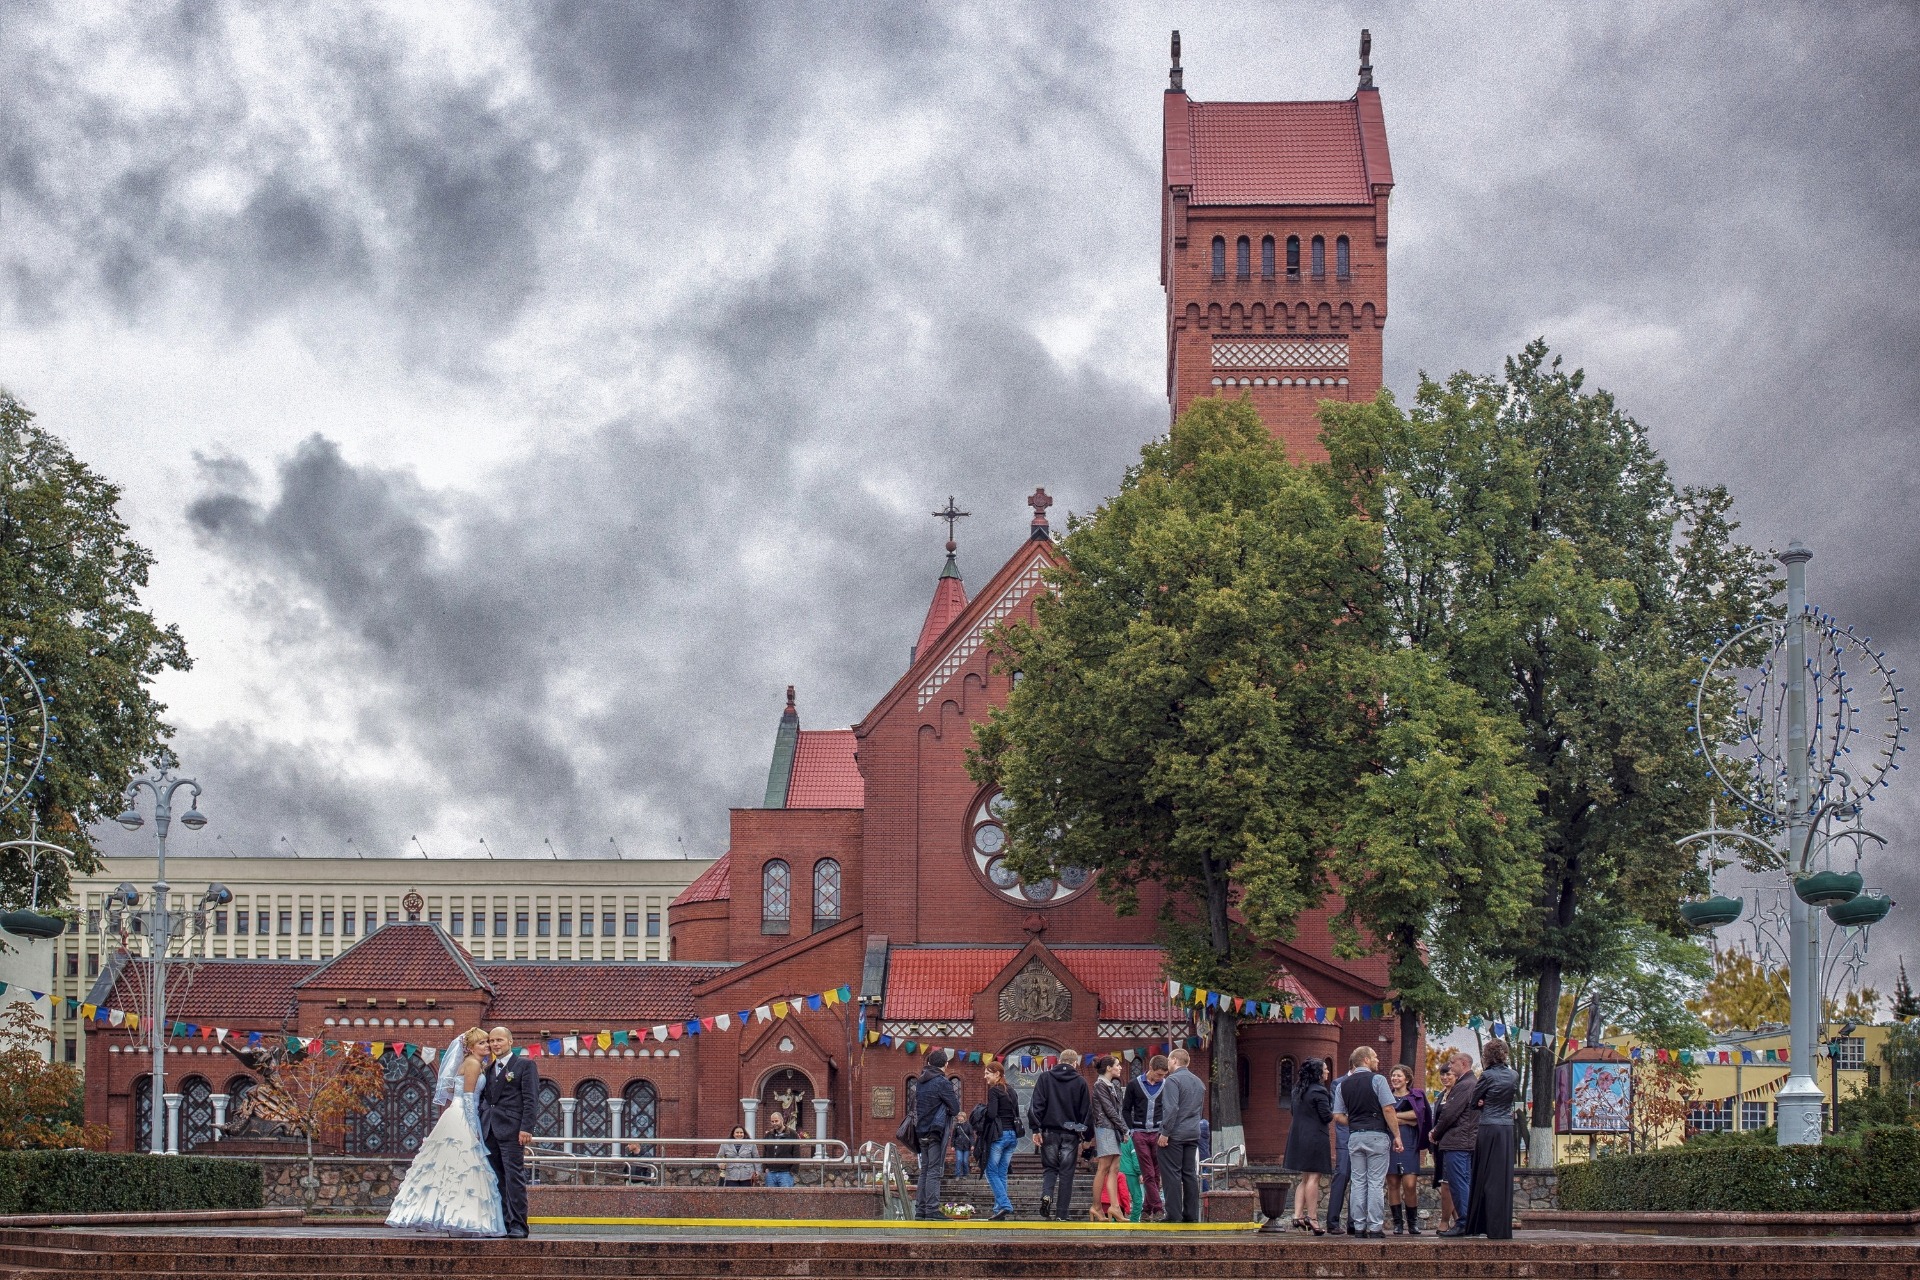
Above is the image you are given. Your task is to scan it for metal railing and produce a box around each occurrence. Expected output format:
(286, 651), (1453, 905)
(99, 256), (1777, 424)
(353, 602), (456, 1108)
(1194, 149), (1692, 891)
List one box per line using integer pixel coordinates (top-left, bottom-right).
(1198, 1142), (1246, 1192)
(853, 1140), (915, 1220)
(524, 1134), (850, 1186)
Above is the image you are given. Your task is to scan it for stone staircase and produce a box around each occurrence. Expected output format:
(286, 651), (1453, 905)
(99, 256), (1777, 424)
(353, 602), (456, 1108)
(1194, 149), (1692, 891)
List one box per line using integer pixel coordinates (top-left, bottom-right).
(4, 1227), (1920, 1279)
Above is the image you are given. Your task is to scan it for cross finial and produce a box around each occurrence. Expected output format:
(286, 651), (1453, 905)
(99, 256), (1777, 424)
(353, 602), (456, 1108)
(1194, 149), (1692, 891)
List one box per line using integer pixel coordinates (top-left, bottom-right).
(1027, 486), (1053, 521)
(934, 496), (970, 554)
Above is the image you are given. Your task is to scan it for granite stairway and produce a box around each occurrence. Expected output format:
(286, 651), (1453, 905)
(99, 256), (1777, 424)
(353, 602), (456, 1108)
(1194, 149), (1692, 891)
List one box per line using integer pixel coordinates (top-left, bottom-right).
(4, 1227), (1918, 1280)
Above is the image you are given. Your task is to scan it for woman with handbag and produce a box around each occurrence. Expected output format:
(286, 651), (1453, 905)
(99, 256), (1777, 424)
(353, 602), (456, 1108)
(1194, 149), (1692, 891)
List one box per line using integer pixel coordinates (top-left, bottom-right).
(980, 1063), (1022, 1221)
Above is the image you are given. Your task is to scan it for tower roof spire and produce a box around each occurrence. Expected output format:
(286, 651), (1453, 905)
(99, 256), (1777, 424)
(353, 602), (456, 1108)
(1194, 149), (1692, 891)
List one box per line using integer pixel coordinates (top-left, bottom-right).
(913, 499), (971, 662)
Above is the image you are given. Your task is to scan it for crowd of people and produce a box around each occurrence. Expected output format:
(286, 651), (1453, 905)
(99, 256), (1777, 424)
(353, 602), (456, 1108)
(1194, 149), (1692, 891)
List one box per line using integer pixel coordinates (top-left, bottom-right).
(720, 1036), (1520, 1233)
(1282, 1040), (1519, 1239)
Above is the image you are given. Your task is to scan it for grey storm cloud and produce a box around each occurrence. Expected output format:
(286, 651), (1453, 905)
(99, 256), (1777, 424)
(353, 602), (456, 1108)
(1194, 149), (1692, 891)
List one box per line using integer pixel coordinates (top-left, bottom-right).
(4, 2), (1920, 986)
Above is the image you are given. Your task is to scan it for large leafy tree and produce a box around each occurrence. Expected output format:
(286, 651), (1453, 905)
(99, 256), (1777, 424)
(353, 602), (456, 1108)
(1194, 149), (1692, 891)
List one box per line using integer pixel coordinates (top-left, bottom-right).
(969, 397), (1538, 1134)
(1321, 340), (1775, 1138)
(0, 390), (190, 911)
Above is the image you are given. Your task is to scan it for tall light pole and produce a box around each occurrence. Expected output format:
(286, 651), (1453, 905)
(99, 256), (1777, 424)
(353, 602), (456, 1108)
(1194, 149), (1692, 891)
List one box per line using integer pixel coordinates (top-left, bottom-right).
(1686, 541), (1907, 1146)
(112, 770), (223, 1156)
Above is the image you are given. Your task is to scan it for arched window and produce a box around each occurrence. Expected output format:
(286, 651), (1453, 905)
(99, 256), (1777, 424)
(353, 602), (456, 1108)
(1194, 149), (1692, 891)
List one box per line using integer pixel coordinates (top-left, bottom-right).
(762, 860), (791, 935)
(1311, 236), (1326, 280)
(1261, 236), (1275, 280)
(813, 859), (842, 931)
(534, 1080), (562, 1137)
(179, 1075), (215, 1151)
(1210, 236), (1226, 280)
(1335, 236), (1351, 281)
(347, 1051), (435, 1155)
(1235, 236), (1251, 281)
(575, 1079), (610, 1157)
(623, 1079), (659, 1158)
(1286, 236), (1301, 278)
(133, 1074), (153, 1152)
(1277, 1056), (1297, 1109)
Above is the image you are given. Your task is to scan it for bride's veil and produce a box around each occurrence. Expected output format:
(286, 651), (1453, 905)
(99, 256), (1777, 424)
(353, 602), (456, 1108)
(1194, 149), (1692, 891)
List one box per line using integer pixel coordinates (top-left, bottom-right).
(433, 1034), (467, 1107)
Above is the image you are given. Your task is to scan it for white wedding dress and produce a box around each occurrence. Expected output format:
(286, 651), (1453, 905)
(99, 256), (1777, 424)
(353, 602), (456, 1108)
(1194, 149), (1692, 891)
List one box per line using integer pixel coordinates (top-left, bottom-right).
(386, 1068), (505, 1236)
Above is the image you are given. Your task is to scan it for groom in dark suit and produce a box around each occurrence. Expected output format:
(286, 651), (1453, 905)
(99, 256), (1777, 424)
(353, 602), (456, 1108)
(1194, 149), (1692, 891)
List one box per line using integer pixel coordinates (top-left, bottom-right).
(480, 1025), (539, 1238)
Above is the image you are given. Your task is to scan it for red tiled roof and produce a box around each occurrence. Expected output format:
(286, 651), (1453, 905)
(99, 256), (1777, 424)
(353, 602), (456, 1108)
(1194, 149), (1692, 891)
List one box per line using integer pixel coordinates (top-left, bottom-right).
(882, 947), (1182, 1023)
(1275, 969), (1320, 1008)
(105, 959), (310, 1023)
(672, 852), (731, 906)
(1185, 100), (1370, 206)
(787, 730), (863, 808)
(296, 921), (490, 991)
(883, 948), (1016, 1019)
(914, 575), (968, 661)
(1055, 949), (1181, 1022)
(478, 963), (725, 1022)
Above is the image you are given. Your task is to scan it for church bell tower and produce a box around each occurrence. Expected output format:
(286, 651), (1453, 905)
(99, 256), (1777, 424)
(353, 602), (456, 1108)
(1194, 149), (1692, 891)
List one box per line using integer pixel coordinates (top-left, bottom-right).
(1162, 30), (1394, 463)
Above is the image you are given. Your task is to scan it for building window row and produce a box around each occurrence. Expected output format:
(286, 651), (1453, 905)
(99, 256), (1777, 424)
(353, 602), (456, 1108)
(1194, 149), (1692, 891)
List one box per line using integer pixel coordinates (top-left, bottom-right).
(1212, 234), (1353, 283)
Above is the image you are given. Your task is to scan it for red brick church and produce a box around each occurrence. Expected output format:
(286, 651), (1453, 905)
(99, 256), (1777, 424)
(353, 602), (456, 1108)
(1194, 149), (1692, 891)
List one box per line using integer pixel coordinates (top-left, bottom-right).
(85, 34), (1400, 1166)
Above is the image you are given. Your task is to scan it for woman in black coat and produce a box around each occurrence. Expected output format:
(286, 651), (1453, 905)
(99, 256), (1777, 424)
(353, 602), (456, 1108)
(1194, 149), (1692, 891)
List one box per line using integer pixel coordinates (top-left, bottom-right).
(1282, 1057), (1334, 1233)
(1462, 1038), (1520, 1240)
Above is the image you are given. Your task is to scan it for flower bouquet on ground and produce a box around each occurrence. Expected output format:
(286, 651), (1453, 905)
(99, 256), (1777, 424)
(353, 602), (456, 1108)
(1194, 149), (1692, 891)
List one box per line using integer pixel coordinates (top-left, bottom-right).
(939, 1203), (977, 1220)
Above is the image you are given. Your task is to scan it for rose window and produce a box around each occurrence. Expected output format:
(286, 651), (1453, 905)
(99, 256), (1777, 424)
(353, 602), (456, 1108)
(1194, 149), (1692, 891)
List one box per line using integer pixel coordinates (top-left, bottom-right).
(970, 790), (1090, 906)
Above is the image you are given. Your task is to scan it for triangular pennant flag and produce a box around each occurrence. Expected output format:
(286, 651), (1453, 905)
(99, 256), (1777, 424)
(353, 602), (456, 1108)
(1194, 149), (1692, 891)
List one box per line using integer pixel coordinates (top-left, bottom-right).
(755, 1005), (773, 1023)
(836, 985), (852, 1004)
(715, 1014), (730, 1032)
(772, 1001), (790, 1019)
(684, 1020), (700, 1036)
(823, 988), (841, 1007)
(806, 994), (823, 1012)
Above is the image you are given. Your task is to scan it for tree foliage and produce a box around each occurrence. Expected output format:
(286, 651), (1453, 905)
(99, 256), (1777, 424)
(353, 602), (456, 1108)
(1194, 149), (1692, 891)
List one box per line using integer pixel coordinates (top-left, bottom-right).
(969, 396), (1539, 1131)
(234, 1044), (383, 1206)
(1894, 960), (1919, 1022)
(0, 390), (190, 910)
(1689, 945), (1881, 1032)
(1320, 340), (1777, 1130)
(0, 999), (106, 1150)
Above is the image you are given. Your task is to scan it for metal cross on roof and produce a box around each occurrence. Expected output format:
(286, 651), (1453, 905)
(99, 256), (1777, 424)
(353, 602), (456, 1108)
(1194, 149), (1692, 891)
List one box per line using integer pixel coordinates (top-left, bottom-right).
(934, 496), (970, 553)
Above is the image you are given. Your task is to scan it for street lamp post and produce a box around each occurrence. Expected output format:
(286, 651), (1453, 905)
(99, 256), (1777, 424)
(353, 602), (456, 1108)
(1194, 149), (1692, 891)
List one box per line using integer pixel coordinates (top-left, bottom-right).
(112, 770), (222, 1156)
(1685, 541), (1908, 1146)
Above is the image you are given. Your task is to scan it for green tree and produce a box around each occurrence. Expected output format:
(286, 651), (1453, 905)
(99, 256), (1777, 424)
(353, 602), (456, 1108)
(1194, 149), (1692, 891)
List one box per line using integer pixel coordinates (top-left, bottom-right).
(969, 397), (1538, 1134)
(1321, 341), (1776, 1138)
(0, 390), (190, 911)
(1893, 960), (1919, 1022)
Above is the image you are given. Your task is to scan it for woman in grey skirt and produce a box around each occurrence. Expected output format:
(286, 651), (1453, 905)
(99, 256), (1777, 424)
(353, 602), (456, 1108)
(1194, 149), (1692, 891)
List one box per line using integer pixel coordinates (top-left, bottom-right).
(1088, 1055), (1129, 1222)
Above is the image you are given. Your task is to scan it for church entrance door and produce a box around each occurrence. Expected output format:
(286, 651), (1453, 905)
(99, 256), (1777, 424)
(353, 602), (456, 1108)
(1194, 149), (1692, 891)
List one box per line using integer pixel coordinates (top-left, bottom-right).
(1003, 1043), (1058, 1120)
(759, 1067), (812, 1135)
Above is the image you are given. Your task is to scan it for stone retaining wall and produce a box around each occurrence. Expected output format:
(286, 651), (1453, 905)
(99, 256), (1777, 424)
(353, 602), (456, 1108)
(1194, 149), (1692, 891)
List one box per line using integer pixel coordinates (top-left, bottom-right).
(252, 1157), (411, 1211)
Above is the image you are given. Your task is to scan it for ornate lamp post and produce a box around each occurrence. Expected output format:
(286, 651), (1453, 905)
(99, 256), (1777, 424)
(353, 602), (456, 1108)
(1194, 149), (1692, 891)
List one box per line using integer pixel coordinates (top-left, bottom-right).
(108, 770), (227, 1155)
(1684, 541), (1907, 1146)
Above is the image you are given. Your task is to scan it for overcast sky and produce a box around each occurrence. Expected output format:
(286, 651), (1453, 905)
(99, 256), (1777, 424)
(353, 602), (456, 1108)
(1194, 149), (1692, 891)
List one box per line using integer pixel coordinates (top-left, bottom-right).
(3, 3), (1917, 988)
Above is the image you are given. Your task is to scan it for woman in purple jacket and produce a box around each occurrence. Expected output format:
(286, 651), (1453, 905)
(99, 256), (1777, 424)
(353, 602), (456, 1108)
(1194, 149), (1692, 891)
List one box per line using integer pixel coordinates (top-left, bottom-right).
(1386, 1064), (1431, 1234)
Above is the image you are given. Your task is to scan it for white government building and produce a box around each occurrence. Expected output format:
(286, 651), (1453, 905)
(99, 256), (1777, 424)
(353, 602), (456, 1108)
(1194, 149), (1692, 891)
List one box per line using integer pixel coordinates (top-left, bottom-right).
(41, 853), (714, 1071)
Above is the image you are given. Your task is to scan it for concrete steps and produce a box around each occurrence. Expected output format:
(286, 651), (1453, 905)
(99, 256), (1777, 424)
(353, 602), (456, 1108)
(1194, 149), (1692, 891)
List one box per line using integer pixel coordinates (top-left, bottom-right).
(3, 1229), (1920, 1280)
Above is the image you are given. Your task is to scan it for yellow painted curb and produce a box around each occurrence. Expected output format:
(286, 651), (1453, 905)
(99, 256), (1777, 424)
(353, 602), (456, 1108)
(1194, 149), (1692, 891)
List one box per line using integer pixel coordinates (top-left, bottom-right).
(527, 1217), (1258, 1231)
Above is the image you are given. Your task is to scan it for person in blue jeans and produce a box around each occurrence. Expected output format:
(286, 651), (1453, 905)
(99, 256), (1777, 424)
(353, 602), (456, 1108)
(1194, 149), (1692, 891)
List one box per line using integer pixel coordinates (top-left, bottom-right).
(980, 1063), (1022, 1220)
(762, 1111), (799, 1188)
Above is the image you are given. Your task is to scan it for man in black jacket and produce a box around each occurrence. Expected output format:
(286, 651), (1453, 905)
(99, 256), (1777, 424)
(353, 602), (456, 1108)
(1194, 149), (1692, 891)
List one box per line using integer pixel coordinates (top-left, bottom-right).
(479, 1025), (540, 1238)
(912, 1049), (960, 1219)
(1429, 1051), (1479, 1237)
(1026, 1048), (1091, 1219)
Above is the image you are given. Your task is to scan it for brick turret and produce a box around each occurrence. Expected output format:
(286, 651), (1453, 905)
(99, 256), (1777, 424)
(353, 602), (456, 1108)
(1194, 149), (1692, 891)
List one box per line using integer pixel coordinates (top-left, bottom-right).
(1163, 30), (1393, 463)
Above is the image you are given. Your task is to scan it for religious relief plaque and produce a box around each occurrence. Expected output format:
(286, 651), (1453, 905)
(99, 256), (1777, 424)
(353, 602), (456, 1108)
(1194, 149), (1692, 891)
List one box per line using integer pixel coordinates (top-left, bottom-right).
(871, 1086), (896, 1119)
(998, 958), (1072, 1023)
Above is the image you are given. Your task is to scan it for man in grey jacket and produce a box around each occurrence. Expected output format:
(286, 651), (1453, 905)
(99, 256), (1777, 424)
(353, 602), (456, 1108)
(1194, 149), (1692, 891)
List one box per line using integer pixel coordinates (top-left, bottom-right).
(1155, 1048), (1207, 1222)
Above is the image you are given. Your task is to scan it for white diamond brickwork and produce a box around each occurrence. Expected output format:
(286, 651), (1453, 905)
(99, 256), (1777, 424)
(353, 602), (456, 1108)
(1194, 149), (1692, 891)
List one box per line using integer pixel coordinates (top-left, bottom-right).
(881, 1020), (975, 1039)
(1211, 338), (1349, 370)
(917, 557), (1047, 711)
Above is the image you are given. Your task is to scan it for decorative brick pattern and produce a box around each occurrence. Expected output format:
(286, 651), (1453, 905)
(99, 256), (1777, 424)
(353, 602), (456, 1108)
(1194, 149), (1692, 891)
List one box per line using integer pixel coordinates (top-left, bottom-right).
(1211, 338), (1349, 370)
(917, 560), (1046, 710)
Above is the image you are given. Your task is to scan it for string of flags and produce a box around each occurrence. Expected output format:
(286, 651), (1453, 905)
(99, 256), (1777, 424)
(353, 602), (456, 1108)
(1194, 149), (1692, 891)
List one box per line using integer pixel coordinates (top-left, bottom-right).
(1167, 980), (1399, 1024)
(1630, 1046), (1789, 1065)
(863, 1030), (1200, 1070)
(0, 980), (140, 1030)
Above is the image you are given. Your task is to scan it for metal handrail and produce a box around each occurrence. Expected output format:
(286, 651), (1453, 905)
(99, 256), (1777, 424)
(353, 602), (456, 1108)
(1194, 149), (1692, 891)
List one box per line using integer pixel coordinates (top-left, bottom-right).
(1198, 1142), (1246, 1192)
(854, 1140), (913, 1219)
(524, 1135), (851, 1187)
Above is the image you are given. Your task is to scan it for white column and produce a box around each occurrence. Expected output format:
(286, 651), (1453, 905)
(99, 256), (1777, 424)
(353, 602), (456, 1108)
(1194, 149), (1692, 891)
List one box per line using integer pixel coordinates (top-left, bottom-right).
(560, 1097), (577, 1156)
(740, 1097), (759, 1138)
(163, 1093), (182, 1155)
(812, 1096), (830, 1161)
(607, 1098), (625, 1156)
(209, 1094), (229, 1141)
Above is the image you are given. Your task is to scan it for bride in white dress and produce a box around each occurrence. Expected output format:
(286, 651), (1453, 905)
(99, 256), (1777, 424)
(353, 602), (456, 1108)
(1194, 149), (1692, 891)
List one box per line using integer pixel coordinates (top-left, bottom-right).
(386, 1028), (506, 1236)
